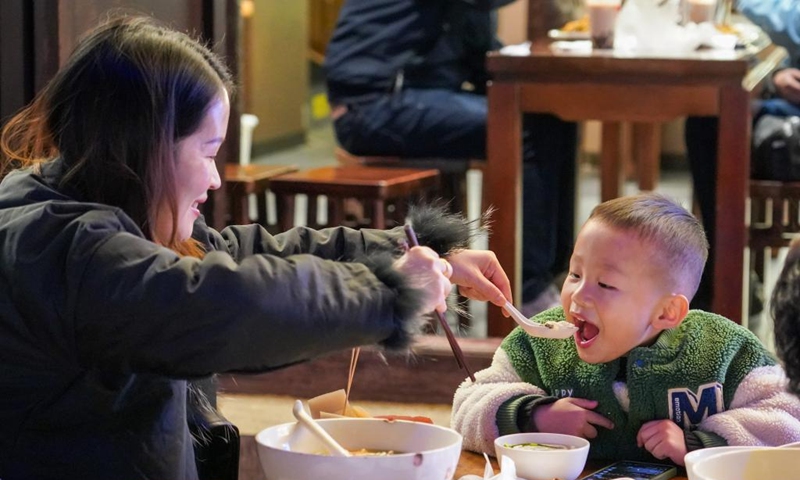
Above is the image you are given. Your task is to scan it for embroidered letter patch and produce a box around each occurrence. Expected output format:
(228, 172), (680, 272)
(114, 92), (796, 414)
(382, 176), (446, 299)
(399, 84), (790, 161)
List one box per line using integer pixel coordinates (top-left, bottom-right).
(668, 382), (724, 428)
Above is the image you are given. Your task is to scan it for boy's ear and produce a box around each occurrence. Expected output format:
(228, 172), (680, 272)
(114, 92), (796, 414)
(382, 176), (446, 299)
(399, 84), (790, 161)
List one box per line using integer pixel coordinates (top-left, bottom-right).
(652, 294), (689, 331)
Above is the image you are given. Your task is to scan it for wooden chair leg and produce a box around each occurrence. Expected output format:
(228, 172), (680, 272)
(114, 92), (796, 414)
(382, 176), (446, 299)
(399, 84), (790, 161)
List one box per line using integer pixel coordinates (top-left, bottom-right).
(372, 199), (386, 229)
(276, 194), (295, 232)
(304, 194), (318, 228)
(256, 192), (268, 228)
(601, 122), (623, 202)
(633, 122), (661, 192)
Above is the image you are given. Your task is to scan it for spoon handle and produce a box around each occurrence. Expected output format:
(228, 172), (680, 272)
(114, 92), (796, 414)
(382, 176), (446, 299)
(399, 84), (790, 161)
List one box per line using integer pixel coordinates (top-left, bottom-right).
(292, 400), (351, 457)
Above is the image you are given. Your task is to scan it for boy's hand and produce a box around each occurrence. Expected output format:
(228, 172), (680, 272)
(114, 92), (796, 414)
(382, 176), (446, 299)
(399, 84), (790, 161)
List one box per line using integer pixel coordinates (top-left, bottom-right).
(636, 419), (687, 466)
(532, 398), (614, 439)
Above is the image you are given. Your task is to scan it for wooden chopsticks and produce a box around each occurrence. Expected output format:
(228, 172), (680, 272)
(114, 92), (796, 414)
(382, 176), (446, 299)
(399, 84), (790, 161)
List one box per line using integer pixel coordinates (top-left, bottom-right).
(404, 224), (475, 382)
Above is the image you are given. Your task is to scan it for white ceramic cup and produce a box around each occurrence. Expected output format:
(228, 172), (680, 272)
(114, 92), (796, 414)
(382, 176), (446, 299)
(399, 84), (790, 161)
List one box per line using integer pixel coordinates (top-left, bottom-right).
(692, 447), (799, 480)
(684, 446), (757, 480)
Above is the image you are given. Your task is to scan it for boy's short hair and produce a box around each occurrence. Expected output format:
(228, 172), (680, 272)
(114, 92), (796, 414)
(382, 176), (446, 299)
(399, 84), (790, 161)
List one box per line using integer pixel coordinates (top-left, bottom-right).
(588, 192), (709, 299)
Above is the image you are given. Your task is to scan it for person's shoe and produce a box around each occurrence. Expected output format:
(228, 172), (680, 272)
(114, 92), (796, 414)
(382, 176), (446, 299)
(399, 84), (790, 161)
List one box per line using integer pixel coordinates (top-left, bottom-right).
(521, 285), (562, 318)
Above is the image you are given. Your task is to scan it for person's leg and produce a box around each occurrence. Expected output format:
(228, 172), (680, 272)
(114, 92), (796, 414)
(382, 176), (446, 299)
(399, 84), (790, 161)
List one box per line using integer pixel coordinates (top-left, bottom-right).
(331, 89), (487, 159)
(684, 116), (718, 312)
(755, 98), (800, 119)
(333, 89), (578, 316)
(520, 114), (578, 316)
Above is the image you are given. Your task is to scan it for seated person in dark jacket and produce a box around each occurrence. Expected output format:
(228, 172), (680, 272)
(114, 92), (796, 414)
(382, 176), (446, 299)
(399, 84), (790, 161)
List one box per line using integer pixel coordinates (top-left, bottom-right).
(0, 15), (513, 480)
(684, 0), (800, 316)
(324, 0), (579, 317)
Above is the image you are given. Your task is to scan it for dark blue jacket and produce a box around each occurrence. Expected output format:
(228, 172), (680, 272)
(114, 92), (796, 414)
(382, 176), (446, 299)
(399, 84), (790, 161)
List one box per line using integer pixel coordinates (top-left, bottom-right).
(324, 0), (516, 104)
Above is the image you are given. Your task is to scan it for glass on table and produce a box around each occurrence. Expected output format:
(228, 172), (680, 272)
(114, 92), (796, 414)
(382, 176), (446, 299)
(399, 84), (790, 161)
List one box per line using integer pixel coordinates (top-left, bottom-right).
(683, 0), (717, 24)
(586, 0), (622, 49)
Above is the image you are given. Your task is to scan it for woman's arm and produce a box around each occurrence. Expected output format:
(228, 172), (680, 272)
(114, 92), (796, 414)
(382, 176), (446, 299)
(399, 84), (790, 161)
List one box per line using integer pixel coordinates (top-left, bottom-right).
(736, 0), (800, 61)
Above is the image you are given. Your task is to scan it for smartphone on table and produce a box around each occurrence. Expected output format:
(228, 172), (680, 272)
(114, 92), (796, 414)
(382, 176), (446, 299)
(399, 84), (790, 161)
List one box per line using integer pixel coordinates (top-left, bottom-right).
(579, 460), (677, 480)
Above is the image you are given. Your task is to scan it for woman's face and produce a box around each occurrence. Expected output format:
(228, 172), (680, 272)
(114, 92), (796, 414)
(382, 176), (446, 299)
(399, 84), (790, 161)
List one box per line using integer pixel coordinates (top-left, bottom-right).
(157, 91), (230, 243)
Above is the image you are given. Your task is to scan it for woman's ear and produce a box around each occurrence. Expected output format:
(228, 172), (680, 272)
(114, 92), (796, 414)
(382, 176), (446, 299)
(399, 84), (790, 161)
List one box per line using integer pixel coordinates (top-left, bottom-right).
(652, 294), (689, 331)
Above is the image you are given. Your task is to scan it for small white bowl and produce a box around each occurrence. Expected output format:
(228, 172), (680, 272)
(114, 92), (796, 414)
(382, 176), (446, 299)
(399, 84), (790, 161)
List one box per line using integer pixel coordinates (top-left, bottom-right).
(684, 446), (758, 480)
(693, 447), (799, 480)
(494, 432), (590, 480)
(256, 417), (462, 480)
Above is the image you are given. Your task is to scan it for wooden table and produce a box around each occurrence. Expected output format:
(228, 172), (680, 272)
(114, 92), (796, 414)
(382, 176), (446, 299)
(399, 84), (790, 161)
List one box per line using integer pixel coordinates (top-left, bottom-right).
(455, 450), (688, 480)
(484, 41), (786, 335)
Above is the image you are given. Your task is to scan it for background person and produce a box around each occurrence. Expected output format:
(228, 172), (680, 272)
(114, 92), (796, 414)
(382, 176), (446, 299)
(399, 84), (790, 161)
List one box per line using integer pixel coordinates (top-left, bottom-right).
(685, 0), (800, 315)
(0, 16), (512, 480)
(324, 0), (579, 316)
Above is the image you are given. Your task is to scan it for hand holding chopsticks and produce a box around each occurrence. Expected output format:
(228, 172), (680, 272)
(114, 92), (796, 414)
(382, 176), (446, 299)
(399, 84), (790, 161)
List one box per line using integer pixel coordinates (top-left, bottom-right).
(403, 224), (475, 382)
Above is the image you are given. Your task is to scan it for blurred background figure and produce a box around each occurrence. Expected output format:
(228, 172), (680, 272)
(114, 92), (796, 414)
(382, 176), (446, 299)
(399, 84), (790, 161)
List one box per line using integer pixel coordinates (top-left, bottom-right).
(684, 0), (800, 318)
(324, 0), (580, 317)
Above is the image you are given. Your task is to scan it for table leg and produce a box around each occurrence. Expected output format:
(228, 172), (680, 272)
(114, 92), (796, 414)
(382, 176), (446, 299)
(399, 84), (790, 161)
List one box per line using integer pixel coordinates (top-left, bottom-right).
(486, 82), (521, 337)
(601, 122), (623, 202)
(714, 84), (749, 324)
(633, 122), (661, 192)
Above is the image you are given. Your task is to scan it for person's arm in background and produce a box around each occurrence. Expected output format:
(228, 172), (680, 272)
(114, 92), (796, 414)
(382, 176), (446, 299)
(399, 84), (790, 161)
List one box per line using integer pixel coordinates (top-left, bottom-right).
(736, 0), (800, 59)
(736, 0), (800, 103)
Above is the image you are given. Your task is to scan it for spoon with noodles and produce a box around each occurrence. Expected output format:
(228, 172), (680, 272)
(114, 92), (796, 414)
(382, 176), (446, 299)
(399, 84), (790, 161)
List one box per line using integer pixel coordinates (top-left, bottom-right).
(504, 301), (578, 339)
(292, 400), (351, 457)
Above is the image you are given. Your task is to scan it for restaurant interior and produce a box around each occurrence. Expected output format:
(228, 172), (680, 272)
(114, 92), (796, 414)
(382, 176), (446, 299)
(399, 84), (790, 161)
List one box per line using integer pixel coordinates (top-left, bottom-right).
(0, 0), (793, 479)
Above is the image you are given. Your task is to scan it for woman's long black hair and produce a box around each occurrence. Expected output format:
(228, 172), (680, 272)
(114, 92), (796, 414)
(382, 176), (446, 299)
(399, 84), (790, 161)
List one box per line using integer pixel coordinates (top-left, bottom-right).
(1, 15), (234, 254)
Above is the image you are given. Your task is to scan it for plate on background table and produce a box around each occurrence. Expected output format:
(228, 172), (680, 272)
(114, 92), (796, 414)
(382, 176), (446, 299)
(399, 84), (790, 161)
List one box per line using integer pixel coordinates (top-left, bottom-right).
(548, 29), (590, 41)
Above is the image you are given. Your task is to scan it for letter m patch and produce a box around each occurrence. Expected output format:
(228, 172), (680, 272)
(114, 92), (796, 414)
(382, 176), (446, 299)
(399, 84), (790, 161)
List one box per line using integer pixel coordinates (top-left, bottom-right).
(668, 382), (724, 428)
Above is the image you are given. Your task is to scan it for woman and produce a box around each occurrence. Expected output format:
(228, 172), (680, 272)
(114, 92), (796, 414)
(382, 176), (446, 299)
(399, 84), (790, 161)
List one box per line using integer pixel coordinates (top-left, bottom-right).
(0, 16), (511, 479)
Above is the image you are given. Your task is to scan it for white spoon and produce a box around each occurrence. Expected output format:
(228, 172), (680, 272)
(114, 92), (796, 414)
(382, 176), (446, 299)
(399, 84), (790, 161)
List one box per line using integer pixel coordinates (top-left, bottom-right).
(504, 301), (578, 339)
(292, 399), (351, 457)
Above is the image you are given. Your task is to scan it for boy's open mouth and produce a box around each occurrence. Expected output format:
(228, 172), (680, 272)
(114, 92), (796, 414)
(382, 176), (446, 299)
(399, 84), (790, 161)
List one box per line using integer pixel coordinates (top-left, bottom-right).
(573, 317), (600, 345)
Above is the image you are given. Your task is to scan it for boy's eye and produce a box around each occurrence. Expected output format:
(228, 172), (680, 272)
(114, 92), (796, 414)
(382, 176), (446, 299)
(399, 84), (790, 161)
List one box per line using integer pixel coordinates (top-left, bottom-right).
(598, 282), (616, 290)
(568, 272), (580, 280)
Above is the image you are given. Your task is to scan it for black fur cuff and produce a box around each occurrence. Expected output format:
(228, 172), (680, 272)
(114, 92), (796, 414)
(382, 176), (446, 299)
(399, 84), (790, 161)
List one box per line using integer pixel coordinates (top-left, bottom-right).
(405, 202), (490, 255)
(360, 251), (426, 350)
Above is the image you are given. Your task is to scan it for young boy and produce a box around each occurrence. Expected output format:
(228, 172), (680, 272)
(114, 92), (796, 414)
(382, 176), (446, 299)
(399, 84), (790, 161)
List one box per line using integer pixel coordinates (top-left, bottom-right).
(452, 193), (800, 465)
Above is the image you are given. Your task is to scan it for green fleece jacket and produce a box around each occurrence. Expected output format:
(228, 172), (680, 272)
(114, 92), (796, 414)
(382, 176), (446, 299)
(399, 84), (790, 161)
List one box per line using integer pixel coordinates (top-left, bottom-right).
(452, 308), (800, 461)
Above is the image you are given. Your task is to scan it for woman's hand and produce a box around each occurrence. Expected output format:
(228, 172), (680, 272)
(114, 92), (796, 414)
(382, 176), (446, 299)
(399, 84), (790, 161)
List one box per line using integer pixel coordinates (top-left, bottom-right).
(393, 246), (452, 313)
(447, 249), (512, 308)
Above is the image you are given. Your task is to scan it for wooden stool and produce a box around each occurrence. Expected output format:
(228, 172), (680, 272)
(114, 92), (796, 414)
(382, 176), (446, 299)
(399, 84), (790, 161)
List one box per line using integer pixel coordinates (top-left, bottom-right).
(749, 180), (800, 288)
(268, 166), (441, 231)
(335, 147), (484, 216)
(224, 163), (298, 229)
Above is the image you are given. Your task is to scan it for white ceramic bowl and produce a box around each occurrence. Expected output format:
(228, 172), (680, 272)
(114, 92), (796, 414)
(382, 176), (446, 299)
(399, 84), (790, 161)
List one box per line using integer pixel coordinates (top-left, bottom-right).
(256, 418), (463, 480)
(693, 447), (800, 480)
(494, 432), (590, 480)
(684, 446), (759, 480)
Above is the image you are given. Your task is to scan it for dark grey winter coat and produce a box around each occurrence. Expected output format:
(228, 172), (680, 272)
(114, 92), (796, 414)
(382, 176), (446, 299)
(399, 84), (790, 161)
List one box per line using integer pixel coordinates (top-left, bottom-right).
(0, 158), (471, 479)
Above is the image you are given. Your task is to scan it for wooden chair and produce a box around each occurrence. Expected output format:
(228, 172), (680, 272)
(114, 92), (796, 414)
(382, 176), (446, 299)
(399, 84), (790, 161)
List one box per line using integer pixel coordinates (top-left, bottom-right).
(268, 165), (441, 231)
(335, 147), (484, 217)
(749, 180), (800, 298)
(224, 163), (298, 230)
